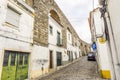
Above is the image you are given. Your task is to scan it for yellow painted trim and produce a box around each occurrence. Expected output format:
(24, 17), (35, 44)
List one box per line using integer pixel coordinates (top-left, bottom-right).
(100, 70), (111, 79)
(99, 37), (105, 44)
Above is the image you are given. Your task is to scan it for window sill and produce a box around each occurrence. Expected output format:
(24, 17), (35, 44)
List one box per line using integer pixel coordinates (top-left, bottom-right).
(2, 22), (19, 30)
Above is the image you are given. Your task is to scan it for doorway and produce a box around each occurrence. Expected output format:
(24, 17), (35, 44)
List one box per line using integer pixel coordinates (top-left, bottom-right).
(57, 52), (62, 66)
(49, 51), (53, 69)
(1, 51), (29, 80)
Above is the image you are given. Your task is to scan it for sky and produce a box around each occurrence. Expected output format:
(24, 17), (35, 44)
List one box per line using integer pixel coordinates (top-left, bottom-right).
(55, 0), (98, 43)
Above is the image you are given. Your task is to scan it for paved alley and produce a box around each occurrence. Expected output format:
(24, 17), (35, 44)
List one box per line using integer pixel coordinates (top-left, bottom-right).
(33, 56), (107, 80)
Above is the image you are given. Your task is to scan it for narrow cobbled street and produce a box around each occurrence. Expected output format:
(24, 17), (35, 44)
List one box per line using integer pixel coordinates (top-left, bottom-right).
(34, 56), (107, 80)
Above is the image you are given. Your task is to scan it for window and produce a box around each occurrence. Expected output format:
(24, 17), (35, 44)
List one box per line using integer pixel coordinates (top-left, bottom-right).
(24, 54), (29, 65)
(3, 52), (9, 66)
(11, 53), (16, 66)
(49, 26), (53, 35)
(19, 54), (23, 65)
(68, 34), (70, 40)
(6, 7), (20, 27)
(81, 43), (83, 46)
(57, 32), (60, 44)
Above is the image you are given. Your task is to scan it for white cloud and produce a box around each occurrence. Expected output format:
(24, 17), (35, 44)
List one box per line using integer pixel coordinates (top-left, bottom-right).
(55, 0), (98, 43)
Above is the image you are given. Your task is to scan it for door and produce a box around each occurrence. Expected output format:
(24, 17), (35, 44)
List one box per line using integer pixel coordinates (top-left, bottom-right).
(57, 52), (62, 66)
(70, 51), (73, 61)
(1, 51), (16, 80)
(1, 51), (29, 80)
(49, 51), (53, 69)
(67, 51), (70, 61)
(79, 52), (81, 57)
(75, 52), (77, 59)
(16, 53), (29, 80)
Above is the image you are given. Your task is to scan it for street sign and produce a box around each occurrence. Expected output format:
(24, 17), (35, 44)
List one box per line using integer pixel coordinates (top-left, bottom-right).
(92, 42), (97, 51)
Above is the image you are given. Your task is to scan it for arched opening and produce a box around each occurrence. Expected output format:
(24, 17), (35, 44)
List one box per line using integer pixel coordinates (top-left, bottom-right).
(50, 10), (60, 23)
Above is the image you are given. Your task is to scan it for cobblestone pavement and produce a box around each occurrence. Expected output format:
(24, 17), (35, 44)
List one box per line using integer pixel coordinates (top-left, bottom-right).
(34, 56), (108, 80)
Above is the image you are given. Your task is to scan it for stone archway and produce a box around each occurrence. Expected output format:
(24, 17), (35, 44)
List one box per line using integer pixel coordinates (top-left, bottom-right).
(49, 10), (60, 23)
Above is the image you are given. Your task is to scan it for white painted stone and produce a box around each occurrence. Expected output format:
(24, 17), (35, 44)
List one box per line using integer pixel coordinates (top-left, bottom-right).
(0, 0), (34, 79)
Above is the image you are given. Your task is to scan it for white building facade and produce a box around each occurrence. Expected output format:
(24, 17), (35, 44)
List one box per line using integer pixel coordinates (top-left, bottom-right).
(67, 29), (74, 61)
(48, 16), (68, 68)
(0, 0), (90, 79)
(0, 0), (34, 80)
(93, 0), (120, 80)
(89, 8), (112, 79)
(107, 0), (120, 79)
(98, 0), (120, 80)
(66, 28), (81, 62)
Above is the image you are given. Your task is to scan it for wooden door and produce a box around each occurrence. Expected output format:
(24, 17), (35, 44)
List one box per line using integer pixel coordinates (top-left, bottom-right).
(1, 51), (29, 80)
(1, 51), (16, 80)
(49, 51), (53, 69)
(16, 53), (29, 80)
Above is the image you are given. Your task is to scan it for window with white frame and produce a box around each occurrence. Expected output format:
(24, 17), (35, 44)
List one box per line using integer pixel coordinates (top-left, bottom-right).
(6, 7), (20, 27)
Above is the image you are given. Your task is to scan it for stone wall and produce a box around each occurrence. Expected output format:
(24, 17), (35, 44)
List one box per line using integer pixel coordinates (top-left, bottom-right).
(33, 0), (68, 48)
(33, 0), (49, 47)
(33, 0), (90, 49)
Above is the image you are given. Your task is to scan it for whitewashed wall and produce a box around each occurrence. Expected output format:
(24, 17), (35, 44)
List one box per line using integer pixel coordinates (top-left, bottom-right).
(96, 41), (111, 70)
(67, 29), (81, 59)
(107, 0), (120, 79)
(48, 16), (62, 45)
(0, 0), (34, 79)
(66, 29), (72, 56)
(93, 8), (112, 78)
(67, 30), (72, 45)
(93, 8), (104, 36)
(31, 45), (49, 78)
(48, 16), (68, 67)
